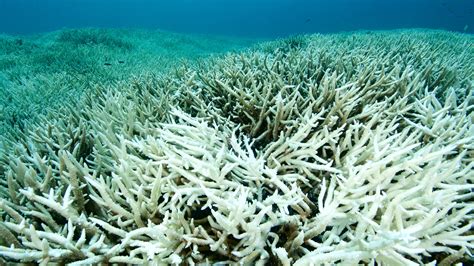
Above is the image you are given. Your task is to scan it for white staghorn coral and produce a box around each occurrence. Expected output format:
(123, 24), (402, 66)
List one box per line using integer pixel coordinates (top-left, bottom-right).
(0, 29), (473, 265)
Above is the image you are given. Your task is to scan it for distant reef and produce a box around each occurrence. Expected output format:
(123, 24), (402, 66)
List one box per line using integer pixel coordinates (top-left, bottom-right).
(0, 29), (473, 265)
(0, 28), (258, 135)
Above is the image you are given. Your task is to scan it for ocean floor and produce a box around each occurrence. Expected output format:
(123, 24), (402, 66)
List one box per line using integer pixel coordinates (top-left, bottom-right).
(0, 28), (473, 265)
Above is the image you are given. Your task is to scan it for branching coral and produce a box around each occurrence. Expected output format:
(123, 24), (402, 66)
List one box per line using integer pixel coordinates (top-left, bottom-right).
(0, 29), (256, 136)
(0, 29), (473, 265)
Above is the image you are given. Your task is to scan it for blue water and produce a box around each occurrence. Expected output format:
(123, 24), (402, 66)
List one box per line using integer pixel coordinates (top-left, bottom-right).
(0, 0), (473, 37)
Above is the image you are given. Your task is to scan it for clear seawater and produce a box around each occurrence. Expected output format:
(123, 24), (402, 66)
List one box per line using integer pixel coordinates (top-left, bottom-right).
(0, 0), (473, 37)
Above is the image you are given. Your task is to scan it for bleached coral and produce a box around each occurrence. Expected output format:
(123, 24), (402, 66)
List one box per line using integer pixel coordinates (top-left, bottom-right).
(0, 30), (473, 265)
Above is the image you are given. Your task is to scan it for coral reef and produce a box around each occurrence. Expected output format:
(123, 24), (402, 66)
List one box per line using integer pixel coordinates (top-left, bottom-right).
(0, 29), (473, 265)
(0, 28), (256, 135)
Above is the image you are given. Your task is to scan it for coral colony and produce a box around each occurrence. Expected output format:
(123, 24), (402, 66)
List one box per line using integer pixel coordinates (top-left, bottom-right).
(0, 29), (473, 264)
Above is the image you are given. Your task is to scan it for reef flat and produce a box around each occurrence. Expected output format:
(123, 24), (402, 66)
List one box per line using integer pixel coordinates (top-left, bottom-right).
(0, 29), (473, 265)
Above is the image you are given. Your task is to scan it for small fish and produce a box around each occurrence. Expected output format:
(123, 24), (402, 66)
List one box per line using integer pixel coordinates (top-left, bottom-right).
(104, 62), (112, 66)
(464, 25), (469, 32)
(304, 18), (311, 23)
(118, 60), (125, 64)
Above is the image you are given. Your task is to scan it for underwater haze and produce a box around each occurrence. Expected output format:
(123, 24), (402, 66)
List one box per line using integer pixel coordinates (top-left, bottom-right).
(0, 0), (473, 36)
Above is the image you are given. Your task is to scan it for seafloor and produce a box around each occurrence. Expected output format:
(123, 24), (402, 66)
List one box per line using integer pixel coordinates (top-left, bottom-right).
(0, 28), (473, 265)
